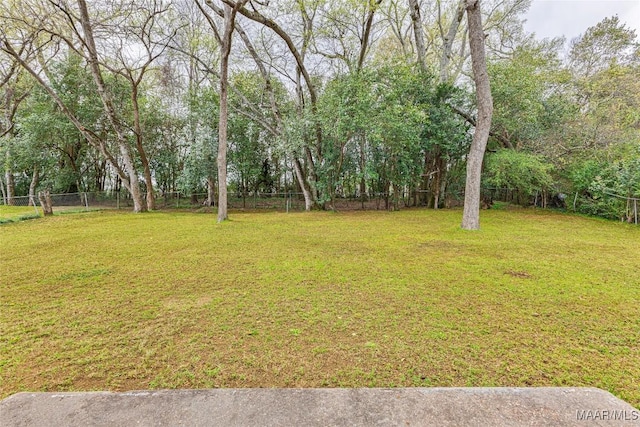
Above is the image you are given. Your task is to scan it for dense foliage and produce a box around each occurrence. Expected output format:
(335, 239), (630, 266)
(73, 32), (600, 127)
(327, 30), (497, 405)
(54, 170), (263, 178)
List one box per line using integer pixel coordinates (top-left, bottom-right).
(1, 1), (638, 221)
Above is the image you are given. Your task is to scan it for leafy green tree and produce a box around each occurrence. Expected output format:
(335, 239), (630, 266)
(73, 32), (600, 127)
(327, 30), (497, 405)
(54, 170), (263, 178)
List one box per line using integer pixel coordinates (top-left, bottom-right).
(569, 16), (639, 77)
(175, 86), (219, 204)
(488, 39), (566, 149)
(15, 54), (104, 194)
(317, 64), (468, 210)
(483, 149), (554, 205)
(421, 83), (470, 208)
(558, 17), (640, 218)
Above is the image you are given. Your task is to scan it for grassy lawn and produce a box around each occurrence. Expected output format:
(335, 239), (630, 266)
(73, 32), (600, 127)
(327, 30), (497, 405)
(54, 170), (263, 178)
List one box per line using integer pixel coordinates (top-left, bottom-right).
(0, 205), (40, 223)
(1, 208), (639, 406)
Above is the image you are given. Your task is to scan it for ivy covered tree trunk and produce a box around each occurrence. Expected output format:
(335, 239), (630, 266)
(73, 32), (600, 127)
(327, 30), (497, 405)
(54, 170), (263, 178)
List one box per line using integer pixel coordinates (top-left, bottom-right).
(461, 0), (493, 230)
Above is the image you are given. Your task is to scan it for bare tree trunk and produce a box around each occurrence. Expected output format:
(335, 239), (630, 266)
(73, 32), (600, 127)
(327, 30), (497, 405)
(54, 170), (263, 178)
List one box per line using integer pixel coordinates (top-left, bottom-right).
(408, 0), (427, 71)
(461, 0), (493, 230)
(217, 2), (242, 222)
(117, 145), (145, 213)
(28, 166), (39, 206)
(131, 85), (156, 210)
(4, 37), (139, 209)
(38, 190), (53, 216)
(217, 60), (230, 219)
(440, 0), (466, 83)
(0, 174), (6, 204)
(293, 155), (313, 211)
(4, 159), (14, 206)
(357, 0), (383, 71)
(359, 135), (367, 208)
(76, 0), (146, 213)
(206, 176), (216, 207)
(433, 155), (443, 209)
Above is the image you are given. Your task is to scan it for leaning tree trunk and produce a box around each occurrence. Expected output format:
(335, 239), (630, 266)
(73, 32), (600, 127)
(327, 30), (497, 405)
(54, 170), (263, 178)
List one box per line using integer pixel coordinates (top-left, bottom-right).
(461, 0), (493, 230)
(117, 142), (145, 213)
(77, 0), (146, 213)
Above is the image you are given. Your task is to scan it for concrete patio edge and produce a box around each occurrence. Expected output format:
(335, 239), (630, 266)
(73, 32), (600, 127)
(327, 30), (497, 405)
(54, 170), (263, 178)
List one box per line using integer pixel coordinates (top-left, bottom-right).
(1, 387), (639, 426)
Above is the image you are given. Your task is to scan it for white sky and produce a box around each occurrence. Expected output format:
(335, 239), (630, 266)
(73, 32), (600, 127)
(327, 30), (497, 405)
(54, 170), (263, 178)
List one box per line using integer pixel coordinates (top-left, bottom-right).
(524, 0), (640, 45)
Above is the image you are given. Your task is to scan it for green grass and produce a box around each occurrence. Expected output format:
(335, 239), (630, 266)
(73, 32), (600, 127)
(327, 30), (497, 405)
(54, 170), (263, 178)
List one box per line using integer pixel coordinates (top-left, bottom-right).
(0, 205), (41, 223)
(1, 208), (639, 407)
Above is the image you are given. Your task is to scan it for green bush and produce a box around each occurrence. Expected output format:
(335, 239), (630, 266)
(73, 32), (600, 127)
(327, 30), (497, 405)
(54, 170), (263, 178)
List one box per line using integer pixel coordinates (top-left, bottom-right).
(567, 154), (640, 220)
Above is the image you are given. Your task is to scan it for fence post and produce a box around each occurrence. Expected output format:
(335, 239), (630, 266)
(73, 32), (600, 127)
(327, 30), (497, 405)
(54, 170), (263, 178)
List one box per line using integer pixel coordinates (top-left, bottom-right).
(635, 199), (638, 225)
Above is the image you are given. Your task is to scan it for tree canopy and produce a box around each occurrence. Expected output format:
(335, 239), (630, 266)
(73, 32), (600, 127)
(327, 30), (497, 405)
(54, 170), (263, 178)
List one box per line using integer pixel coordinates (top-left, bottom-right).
(0, 0), (638, 224)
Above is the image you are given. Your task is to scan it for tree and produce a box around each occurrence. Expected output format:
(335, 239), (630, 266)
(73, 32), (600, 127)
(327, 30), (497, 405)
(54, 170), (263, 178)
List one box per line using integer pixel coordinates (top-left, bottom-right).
(199, 0), (249, 221)
(558, 17), (640, 218)
(76, 0), (147, 212)
(13, 55), (103, 197)
(461, 0), (493, 230)
(569, 16), (639, 78)
(488, 38), (565, 150)
(1, 1), (142, 211)
(214, 0), (326, 209)
(483, 149), (553, 205)
(1, 0), (178, 212)
(0, 50), (30, 205)
(107, 0), (178, 211)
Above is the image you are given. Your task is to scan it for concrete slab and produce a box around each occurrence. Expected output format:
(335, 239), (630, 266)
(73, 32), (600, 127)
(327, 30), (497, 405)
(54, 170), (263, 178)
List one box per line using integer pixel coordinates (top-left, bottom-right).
(1, 387), (638, 426)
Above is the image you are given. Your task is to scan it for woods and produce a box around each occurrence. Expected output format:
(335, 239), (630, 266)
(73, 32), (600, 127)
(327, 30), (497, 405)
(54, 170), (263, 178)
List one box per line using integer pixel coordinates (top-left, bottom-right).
(1, 0), (638, 225)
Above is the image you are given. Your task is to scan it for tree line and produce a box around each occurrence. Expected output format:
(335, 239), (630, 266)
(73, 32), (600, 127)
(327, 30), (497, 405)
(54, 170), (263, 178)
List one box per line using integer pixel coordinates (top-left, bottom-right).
(1, 0), (638, 226)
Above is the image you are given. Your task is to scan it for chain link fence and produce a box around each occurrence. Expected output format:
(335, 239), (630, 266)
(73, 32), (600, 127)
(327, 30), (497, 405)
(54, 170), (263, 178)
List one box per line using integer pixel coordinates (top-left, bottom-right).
(1, 192), (119, 210)
(1, 189), (462, 212)
(2, 189), (637, 224)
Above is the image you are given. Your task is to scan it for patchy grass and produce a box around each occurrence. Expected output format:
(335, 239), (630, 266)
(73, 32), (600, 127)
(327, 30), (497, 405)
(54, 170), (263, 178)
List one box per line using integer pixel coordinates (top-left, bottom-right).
(1, 209), (639, 407)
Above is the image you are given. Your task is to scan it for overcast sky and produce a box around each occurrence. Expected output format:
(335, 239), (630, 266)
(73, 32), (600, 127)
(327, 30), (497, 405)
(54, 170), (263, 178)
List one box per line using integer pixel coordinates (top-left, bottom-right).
(523, 0), (640, 46)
